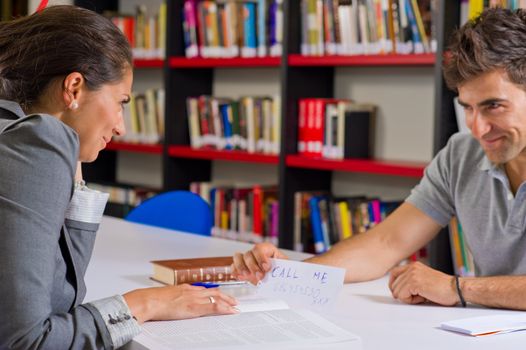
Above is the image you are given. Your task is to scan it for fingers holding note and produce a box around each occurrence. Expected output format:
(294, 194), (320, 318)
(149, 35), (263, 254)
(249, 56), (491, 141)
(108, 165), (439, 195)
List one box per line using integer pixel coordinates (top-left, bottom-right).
(232, 242), (289, 284)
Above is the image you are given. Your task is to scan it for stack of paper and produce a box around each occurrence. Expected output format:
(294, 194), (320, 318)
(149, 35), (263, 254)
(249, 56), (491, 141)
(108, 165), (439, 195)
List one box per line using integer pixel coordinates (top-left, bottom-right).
(136, 308), (360, 349)
(441, 314), (526, 336)
(134, 259), (359, 349)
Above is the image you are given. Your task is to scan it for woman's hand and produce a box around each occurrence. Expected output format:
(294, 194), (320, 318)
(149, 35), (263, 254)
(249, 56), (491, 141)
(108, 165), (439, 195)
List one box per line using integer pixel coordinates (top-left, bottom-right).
(123, 284), (238, 324)
(232, 242), (289, 284)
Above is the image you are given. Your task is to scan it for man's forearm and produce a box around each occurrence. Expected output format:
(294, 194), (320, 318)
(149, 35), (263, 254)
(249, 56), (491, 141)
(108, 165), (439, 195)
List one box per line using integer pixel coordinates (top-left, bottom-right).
(305, 226), (399, 283)
(303, 202), (441, 284)
(461, 275), (526, 310)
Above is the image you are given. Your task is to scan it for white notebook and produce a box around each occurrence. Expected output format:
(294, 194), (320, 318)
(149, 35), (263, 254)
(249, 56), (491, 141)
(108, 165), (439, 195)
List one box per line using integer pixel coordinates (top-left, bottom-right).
(441, 314), (526, 336)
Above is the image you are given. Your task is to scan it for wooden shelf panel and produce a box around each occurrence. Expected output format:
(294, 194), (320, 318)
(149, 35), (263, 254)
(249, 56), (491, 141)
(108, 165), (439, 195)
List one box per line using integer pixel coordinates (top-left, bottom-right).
(286, 155), (426, 178)
(169, 56), (281, 68)
(288, 53), (436, 67)
(133, 59), (164, 68)
(168, 146), (279, 164)
(105, 141), (163, 154)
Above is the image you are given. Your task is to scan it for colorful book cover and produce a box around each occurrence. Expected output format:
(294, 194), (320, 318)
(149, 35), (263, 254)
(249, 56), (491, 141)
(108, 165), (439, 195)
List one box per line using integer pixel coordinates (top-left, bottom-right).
(309, 196), (327, 254)
(257, 0), (268, 57)
(242, 2), (257, 57)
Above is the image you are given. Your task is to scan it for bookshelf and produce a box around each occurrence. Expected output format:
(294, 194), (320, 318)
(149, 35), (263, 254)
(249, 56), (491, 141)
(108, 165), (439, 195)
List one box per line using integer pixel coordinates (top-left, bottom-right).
(105, 141), (163, 154)
(80, 0), (457, 274)
(133, 59), (165, 68)
(169, 146), (279, 164)
(169, 57), (281, 68)
(286, 155), (426, 178)
(288, 53), (436, 67)
(428, 0), (462, 275)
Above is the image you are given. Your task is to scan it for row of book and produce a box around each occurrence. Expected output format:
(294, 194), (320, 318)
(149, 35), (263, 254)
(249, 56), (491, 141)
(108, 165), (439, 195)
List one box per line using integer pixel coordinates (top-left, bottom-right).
(187, 95), (281, 154)
(116, 89), (165, 145)
(182, 0), (283, 58)
(190, 182), (279, 245)
(298, 98), (376, 159)
(87, 183), (158, 207)
(449, 217), (475, 277)
(461, 0), (526, 25)
(294, 191), (401, 253)
(111, 3), (167, 59)
(300, 0), (437, 56)
(1, 0), (26, 21)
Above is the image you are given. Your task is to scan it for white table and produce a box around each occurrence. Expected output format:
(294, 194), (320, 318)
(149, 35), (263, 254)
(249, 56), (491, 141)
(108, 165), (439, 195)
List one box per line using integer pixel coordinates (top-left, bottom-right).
(86, 217), (526, 350)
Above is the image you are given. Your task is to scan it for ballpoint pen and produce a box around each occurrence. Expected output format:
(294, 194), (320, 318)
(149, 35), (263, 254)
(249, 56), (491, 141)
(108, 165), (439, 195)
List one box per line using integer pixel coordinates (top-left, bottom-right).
(191, 281), (250, 288)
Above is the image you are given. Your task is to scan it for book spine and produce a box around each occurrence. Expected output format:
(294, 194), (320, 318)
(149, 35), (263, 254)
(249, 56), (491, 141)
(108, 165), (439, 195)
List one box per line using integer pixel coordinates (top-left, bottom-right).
(243, 2), (257, 57)
(309, 196), (327, 254)
(174, 266), (234, 284)
(258, 0), (267, 57)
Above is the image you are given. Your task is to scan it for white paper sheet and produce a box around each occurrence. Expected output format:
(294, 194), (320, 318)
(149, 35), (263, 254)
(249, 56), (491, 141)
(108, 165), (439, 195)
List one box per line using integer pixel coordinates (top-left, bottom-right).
(441, 314), (526, 336)
(234, 297), (289, 313)
(256, 258), (345, 309)
(135, 309), (360, 350)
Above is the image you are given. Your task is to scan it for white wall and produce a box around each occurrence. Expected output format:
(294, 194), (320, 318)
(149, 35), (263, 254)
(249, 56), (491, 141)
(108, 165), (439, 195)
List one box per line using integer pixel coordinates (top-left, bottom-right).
(28, 0), (72, 12)
(335, 66), (435, 162)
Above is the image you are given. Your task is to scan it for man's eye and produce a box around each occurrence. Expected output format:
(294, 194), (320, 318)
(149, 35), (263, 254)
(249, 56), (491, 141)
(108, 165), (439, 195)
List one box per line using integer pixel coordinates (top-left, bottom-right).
(488, 103), (501, 110)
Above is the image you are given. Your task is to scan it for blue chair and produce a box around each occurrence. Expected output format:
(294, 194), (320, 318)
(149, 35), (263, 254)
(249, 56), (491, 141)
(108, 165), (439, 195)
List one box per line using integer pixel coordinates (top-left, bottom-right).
(125, 191), (212, 236)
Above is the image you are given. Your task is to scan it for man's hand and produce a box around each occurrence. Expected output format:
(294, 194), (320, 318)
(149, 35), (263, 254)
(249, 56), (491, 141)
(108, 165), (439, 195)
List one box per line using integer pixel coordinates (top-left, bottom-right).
(388, 261), (459, 306)
(232, 242), (288, 284)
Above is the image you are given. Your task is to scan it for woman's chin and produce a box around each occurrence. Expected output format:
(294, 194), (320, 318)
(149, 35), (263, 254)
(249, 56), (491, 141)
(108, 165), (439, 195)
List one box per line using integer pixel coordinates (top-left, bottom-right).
(79, 150), (99, 163)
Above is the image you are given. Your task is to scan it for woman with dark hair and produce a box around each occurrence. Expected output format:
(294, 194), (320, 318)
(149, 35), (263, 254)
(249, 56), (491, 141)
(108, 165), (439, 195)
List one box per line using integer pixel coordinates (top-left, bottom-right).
(0, 5), (237, 349)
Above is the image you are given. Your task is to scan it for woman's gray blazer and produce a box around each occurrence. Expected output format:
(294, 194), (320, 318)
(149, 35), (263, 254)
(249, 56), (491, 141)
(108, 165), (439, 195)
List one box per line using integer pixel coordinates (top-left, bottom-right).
(0, 100), (141, 349)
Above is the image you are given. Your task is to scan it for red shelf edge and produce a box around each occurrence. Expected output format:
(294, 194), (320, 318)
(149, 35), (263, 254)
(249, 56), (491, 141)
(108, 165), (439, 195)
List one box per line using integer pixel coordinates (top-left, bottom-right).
(286, 155), (426, 178)
(169, 56), (281, 68)
(105, 141), (163, 154)
(288, 53), (436, 66)
(166, 55), (434, 68)
(133, 59), (165, 68)
(168, 146), (279, 164)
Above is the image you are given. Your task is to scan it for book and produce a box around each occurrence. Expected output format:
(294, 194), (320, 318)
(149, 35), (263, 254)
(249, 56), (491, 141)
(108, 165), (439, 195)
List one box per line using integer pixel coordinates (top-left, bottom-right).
(441, 314), (526, 337)
(343, 103), (376, 159)
(151, 256), (235, 285)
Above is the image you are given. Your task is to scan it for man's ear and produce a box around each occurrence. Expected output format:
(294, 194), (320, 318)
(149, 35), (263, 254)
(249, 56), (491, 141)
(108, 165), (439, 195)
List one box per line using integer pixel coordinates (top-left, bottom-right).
(62, 72), (85, 109)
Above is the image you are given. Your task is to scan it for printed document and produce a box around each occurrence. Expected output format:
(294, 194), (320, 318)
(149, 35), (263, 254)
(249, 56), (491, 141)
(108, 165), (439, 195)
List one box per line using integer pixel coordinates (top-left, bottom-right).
(135, 308), (360, 350)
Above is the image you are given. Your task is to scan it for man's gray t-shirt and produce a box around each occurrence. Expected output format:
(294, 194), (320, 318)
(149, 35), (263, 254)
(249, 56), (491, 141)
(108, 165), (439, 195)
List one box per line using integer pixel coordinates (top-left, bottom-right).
(406, 133), (526, 276)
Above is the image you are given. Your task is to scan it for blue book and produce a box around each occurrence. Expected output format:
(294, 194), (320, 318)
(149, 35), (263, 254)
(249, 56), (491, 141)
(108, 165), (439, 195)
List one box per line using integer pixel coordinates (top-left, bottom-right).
(242, 2), (257, 57)
(220, 103), (233, 150)
(405, 0), (422, 52)
(257, 0), (267, 57)
(268, 0), (277, 47)
(309, 196), (326, 254)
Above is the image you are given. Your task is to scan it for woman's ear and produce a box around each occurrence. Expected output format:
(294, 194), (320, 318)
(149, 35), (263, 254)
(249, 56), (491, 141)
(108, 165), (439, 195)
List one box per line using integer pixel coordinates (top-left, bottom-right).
(62, 72), (85, 110)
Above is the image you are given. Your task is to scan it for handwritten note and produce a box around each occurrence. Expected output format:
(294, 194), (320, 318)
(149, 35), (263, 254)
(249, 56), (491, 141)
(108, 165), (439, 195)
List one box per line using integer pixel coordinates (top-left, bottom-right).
(257, 259), (345, 308)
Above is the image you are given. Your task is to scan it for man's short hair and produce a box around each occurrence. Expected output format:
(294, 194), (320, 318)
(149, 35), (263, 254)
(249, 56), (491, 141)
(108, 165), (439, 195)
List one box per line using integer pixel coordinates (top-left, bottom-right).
(443, 8), (526, 91)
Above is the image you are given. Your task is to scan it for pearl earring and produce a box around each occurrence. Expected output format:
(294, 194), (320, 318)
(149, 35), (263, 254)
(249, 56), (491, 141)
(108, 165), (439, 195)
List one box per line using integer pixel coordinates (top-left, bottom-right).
(70, 101), (79, 110)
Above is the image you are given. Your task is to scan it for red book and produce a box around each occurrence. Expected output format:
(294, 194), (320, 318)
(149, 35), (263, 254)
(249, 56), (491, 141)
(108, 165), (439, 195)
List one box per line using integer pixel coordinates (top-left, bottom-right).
(124, 17), (136, 48)
(252, 185), (263, 240)
(298, 99), (308, 155)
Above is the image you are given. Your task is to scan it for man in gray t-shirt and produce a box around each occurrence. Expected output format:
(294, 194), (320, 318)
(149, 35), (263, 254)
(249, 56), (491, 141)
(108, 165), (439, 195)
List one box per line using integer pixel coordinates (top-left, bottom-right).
(233, 8), (526, 311)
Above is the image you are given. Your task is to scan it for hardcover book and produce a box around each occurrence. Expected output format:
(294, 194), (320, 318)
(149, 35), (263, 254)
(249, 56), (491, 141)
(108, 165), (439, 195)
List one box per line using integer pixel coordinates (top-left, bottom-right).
(151, 256), (235, 285)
